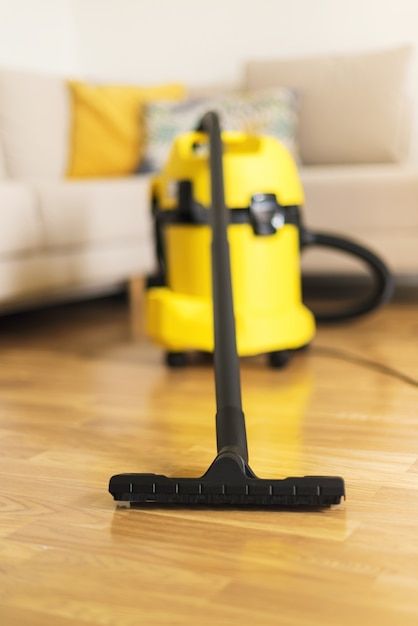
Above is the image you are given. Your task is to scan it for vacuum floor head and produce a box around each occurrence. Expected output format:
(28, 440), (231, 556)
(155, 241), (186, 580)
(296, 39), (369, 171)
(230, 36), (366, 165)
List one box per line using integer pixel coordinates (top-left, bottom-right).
(109, 452), (345, 508)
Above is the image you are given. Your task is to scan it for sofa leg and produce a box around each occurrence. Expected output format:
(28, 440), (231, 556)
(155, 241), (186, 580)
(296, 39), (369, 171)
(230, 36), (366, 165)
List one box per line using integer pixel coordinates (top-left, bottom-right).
(128, 275), (145, 340)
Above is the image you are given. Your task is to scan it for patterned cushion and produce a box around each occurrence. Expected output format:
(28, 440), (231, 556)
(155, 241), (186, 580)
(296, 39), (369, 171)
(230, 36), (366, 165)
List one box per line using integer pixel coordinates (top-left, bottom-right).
(141, 88), (299, 172)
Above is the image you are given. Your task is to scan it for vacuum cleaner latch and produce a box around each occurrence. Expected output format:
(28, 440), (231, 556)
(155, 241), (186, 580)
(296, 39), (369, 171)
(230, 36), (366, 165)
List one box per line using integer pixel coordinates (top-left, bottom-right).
(249, 193), (285, 236)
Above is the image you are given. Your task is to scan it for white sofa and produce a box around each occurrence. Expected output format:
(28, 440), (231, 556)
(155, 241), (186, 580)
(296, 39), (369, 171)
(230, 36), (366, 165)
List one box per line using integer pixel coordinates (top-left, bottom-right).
(0, 45), (417, 314)
(0, 69), (156, 313)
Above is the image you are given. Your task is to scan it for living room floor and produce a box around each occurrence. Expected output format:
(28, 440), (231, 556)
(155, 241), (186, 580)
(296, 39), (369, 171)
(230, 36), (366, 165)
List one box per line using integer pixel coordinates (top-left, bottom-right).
(0, 291), (417, 626)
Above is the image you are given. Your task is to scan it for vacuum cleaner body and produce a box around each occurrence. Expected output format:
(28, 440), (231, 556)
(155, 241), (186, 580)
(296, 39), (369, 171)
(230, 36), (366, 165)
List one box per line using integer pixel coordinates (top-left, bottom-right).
(147, 130), (315, 359)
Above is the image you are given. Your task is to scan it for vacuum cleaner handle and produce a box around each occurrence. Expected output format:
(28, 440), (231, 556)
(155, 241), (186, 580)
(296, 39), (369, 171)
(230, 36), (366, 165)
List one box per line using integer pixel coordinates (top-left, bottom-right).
(300, 227), (394, 323)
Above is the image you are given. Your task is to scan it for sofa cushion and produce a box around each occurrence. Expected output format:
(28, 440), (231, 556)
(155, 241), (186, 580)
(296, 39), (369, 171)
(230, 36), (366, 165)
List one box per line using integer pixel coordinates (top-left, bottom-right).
(0, 243), (156, 306)
(31, 176), (154, 248)
(0, 68), (70, 178)
(66, 81), (186, 178)
(299, 163), (418, 273)
(245, 46), (413, 165)
(0, 182), (45, 254)
(141, 87), (299, 172)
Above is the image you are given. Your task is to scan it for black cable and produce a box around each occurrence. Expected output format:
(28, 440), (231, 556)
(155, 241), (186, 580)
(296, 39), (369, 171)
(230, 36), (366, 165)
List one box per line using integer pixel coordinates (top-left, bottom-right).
(301, 228), (394, 323)
(312, 345), (418, 389)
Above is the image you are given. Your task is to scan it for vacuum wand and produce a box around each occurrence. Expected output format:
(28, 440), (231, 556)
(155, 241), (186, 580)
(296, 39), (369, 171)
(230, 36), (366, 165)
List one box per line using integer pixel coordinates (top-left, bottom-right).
(108, 111), (345, 508)
(204, 111), (248, 464)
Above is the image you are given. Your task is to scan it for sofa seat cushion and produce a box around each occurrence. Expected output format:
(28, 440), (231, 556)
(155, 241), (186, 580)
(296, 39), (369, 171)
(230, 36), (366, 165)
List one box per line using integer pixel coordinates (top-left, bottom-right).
(300, 164), (418, 230)
(0, 182), (45, 255)
(245, 46), (412, 165)
(31, 175), (154, 248)
(299, 164), (418, 273)
(0, 243), (156, 306)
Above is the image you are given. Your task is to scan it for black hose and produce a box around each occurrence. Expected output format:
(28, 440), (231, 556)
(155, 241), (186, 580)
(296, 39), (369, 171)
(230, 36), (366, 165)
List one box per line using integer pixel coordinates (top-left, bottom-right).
(300, 228), (394, 323)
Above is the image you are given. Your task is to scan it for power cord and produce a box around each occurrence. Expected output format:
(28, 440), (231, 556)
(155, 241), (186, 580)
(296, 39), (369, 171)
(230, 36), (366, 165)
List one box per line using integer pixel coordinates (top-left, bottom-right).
(312, 345), (418, 389)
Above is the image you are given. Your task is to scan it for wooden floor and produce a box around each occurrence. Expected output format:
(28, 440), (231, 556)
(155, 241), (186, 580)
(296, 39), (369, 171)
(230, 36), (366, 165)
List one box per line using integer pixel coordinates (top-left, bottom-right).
(1, 292), (418, 625)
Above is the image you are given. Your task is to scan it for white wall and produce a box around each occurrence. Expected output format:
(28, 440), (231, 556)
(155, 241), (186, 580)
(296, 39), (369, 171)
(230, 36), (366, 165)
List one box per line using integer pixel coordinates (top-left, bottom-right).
(1, 0), (416, 84)
(1, 0), (418, 155)
(0, 0), (79, 75)
(71, 0), (418, 86)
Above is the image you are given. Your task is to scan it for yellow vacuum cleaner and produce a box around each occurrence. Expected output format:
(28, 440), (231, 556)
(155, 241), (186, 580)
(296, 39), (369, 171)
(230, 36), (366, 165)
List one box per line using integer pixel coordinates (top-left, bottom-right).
(146, 113), (393, 368)
(109, 112), (345, 508)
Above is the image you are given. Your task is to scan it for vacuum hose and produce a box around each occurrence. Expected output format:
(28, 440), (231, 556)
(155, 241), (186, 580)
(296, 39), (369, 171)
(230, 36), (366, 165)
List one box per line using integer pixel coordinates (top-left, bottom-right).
(300, 227), (394, 323)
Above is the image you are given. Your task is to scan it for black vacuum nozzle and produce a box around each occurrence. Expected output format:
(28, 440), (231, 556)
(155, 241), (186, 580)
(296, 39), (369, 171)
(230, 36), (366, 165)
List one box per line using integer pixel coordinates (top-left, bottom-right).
(109, 111), (345, 509)
(109, 451), (345, 507)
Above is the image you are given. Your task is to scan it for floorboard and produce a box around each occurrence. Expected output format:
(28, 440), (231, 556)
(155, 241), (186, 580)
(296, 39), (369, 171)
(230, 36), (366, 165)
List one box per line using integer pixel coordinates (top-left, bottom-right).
(1, 293), (417, 625)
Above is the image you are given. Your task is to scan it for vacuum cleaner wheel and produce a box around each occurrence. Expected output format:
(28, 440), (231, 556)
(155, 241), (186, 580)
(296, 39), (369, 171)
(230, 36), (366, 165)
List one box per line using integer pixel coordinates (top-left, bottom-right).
(166, 351), (188, 368)
(268, 350), (291, 369)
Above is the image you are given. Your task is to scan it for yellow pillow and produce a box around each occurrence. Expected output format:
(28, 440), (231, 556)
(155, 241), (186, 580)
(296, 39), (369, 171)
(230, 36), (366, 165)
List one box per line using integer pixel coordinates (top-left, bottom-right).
(66, 81), (186, 178)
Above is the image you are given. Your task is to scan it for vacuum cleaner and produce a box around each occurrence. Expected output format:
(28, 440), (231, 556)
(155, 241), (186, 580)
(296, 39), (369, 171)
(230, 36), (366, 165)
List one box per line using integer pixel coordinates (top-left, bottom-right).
(145, 112), (393, 368)
(109, 112), (345, 508)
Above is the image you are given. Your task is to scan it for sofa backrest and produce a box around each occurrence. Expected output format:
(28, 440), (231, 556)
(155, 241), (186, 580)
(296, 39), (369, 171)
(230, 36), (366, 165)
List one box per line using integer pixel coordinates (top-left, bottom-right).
(245, 45), (413, 166)
(0, 68), (70, 178)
